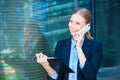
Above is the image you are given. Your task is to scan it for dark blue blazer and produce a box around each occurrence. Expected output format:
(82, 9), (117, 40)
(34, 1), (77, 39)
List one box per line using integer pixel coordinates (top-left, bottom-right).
(54, 37), (102, 80)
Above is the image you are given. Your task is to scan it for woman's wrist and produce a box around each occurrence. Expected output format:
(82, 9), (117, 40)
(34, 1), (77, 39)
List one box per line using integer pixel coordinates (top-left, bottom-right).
(77, 48), (86, 64)
(43, 64), (51, 70)
(43, 65), (57, 77)
(76, 46), (82, 52)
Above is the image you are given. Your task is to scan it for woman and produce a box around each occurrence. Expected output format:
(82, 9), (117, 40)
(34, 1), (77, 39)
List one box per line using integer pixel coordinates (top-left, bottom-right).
(36, 8), (102, 80)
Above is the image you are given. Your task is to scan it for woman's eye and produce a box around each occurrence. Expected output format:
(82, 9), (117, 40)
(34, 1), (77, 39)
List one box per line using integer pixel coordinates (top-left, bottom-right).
(76, 22), (80, 25)
(70, 20), (73, 23)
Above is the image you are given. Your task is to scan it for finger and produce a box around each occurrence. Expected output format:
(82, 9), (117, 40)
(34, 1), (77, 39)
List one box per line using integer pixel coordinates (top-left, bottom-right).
(38, 52), (43, 58)
(36, 53), (40, 59)
(39, 53), (43, 58)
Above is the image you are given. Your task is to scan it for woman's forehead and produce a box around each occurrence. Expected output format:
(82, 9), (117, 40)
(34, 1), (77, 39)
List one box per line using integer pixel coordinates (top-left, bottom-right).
(70, 14), (86, 22)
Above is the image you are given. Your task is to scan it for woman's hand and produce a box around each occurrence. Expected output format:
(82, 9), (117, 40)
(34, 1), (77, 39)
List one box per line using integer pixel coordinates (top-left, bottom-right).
(73, 32), (86, 65)
(36, 52), (50, 67)
(36, 52), (58, 78)
(73, 31), (84, 49)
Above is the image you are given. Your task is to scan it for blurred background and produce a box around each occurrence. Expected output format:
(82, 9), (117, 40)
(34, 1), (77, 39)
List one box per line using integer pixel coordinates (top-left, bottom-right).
(0, 0), (120, 80)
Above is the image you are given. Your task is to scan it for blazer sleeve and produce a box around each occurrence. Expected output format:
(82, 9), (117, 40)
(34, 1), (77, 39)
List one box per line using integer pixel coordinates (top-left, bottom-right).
(78, 40), (102, 80)
(53, 40), (68, 80)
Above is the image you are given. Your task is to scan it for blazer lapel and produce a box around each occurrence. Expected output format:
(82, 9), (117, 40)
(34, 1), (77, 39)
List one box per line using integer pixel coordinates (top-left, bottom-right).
(62, 38), (71, 66)
(82, 38), (92, 59)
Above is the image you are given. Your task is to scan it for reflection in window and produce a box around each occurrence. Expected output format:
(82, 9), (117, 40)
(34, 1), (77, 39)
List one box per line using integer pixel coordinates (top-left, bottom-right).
(0, 0), (86, 80)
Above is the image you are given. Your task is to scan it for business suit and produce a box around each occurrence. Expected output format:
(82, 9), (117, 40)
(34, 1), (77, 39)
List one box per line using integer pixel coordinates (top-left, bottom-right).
(53, 37), (102, 80)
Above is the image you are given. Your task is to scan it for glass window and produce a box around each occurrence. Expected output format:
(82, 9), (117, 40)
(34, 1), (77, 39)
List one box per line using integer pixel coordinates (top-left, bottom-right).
(95, 0), (120, 79)
(0, 0), (92, 80)
(95, 0), (120, 67)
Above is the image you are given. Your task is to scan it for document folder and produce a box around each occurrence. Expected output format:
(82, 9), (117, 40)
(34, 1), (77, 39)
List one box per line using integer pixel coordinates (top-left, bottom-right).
(47, 57), (74, 73)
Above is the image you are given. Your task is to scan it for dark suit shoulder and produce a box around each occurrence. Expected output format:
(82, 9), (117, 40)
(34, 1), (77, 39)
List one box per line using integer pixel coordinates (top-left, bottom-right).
(90, 39), (102, 47)
(54, 38), (71, 57)
(56, 38), (71, 46)
(57, 38), (71, 43)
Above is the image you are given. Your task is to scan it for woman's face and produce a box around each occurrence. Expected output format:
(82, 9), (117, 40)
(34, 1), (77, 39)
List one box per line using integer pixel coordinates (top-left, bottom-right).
(69, 13), (87, 36)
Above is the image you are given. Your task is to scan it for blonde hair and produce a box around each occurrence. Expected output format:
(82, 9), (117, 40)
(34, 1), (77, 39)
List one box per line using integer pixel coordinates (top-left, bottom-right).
(73, 8), (94, 39)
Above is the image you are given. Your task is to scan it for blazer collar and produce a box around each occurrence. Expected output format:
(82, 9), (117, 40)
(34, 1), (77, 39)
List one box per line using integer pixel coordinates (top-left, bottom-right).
(82, 37), (93, 59)
(82, 37), (91, 48)
(62, 37), (71, 66)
